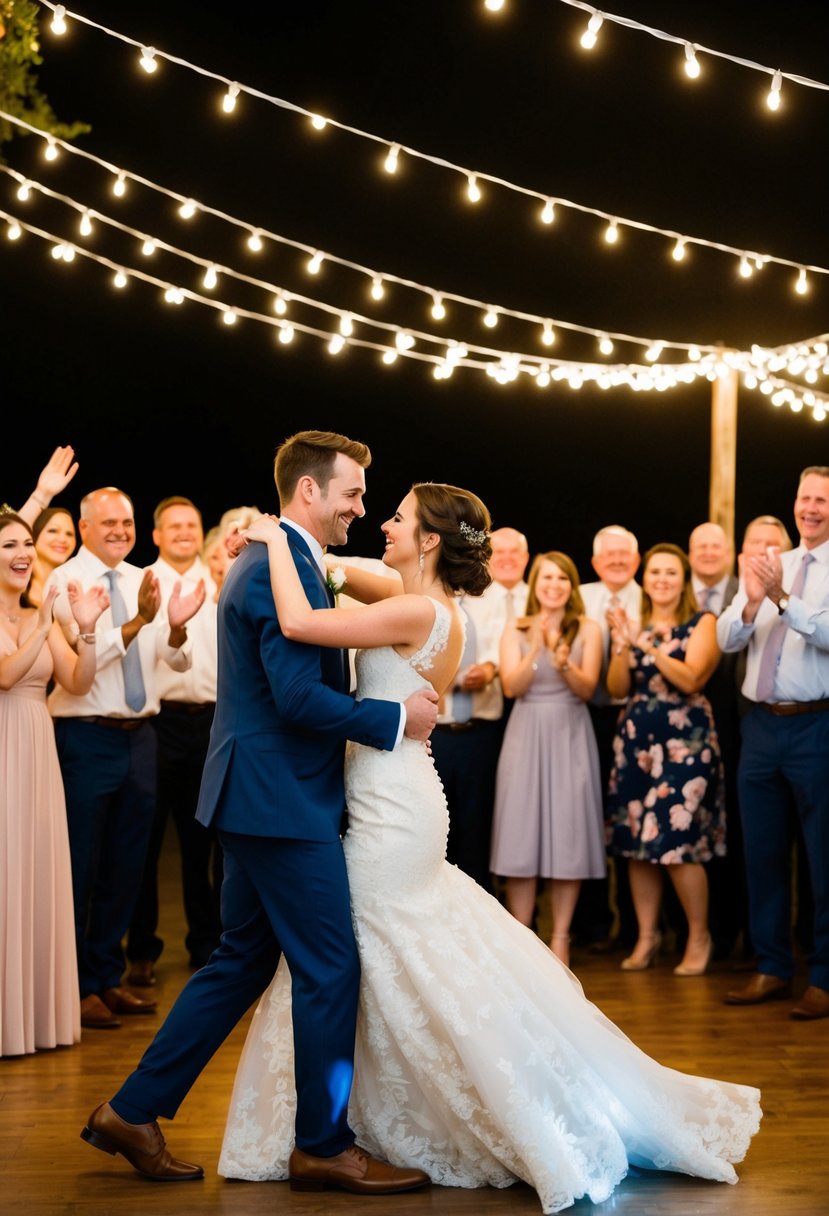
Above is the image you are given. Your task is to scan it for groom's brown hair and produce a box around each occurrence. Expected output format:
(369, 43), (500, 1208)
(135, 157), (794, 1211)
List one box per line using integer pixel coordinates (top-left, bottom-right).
(274, 430), (372, 506)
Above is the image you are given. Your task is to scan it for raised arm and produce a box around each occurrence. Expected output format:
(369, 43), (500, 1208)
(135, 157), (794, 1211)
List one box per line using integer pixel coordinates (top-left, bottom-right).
(324, 556), (403, 604)
(18, 445), (79, 526)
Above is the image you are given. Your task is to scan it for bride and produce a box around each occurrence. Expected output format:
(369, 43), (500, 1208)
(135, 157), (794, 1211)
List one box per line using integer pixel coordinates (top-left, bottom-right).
(219, 482), (761, 1215)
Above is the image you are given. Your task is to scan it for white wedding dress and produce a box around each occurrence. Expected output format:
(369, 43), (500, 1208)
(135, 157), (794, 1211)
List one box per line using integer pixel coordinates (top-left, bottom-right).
(219, 599), (762, 1213)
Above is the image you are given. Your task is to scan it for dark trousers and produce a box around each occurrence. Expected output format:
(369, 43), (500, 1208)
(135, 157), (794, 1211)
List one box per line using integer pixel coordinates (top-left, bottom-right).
(431, 718), (504, 894)
(127, 702), (222, 967)
(572, 704), (636, 948)
(55, 718), (157, 997)
(114, 833), (360, 1156)
(738, 707), (829, 990)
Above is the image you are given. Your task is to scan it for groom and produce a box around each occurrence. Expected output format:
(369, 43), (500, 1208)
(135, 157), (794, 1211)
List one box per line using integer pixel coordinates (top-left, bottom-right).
(81, 431), (436, 1194)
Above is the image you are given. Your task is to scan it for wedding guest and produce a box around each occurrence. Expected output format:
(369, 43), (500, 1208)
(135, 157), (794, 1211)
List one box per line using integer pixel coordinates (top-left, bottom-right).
(17, 444), (79, 529)
(720, 468), (829, 1020)
(491, 551), (605, 967)
(28, 508), (77, 606)
(606, 543), (723, 976)
(431, 524), (529, 893)
(125, 497), (221, 986)
(45, 488), (206, 1030)
(0, 509), (108, 1056)
(573, 525), (641, 954)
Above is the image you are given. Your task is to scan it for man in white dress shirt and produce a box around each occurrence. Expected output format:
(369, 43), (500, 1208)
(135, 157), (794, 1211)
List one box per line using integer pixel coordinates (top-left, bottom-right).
(47, 488), (205, 1029)
(575, 526), (641, 952)
(719, 467), (829, 1019)
(431, 526), (529, 893)
(126, 498), (221, 986)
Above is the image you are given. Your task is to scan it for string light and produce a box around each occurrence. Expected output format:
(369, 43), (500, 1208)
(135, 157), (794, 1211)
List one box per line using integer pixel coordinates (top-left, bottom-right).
(112, 171), (127, 197)
(222, 83), (241, 114)
(222, 308), (238, 325)
(466, 174), (482, 203)
(7, 220), (22, 240)
(795, 268), (809, 295)
(339, 314), (354, 336)
(112, 269), (128, 288)
(79, 210), (94, 236)
(431, 294), (446, 320)
(604, 220), (619, 244)
(16, 181), (31, 202)
(541, 321), (556, 346)
(739, 257), (753, 279)
(599, 335), (614, 355)
(178, 199), (198, 220)
(139, 46), (158, 74)
(49, 5), (68, 35)
(683, 44), (701, 79)
(672, 238), (687, 262)
(384, 144), (401, 174)
(370, 275), (385, 300)
(767, 70), (783, 112)
(328, 334), (346, 354)
(483, 308), (499, 328)
(307, 251), (324, 274)
(310, 114), (328, 131)
(540, 198), (556, 225)
(580, 11), (604, 51)
(141, 238), (157, 256)
(273, 291), (289, 315)
(44, 137), (59, 162)
(278, 325), (295, 344)
(382, 349), (398, 364)
(202, 264), (219, 290)
(246, 229), (264, 252)
(164, 286), (184, 304)
(484, 0), (506, 12)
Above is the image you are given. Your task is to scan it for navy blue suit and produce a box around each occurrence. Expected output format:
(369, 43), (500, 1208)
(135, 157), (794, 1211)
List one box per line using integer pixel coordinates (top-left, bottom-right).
(114, 526), (400, 1155)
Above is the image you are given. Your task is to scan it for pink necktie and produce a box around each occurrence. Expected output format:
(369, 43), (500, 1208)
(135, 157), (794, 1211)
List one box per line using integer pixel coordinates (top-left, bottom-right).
(755, 553), (814, 702)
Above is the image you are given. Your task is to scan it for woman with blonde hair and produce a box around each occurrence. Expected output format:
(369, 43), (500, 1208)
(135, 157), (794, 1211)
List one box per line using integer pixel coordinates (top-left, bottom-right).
(490, 550), (606, 967)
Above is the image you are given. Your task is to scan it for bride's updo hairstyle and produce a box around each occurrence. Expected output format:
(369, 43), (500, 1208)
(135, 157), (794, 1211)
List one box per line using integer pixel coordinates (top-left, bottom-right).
(412, 483), (492, 597)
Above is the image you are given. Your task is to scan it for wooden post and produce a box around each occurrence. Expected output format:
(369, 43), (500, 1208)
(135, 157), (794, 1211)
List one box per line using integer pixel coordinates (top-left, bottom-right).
(709, 360), (739, 546)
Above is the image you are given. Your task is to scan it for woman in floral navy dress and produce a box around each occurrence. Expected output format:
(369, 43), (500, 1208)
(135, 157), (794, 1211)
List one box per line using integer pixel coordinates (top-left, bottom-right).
(606, 543), (724, 978)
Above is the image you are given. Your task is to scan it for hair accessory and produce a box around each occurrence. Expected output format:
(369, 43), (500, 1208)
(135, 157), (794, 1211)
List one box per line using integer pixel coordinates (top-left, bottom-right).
(459, 520), (488, 547)
(0, 503), (17, 516)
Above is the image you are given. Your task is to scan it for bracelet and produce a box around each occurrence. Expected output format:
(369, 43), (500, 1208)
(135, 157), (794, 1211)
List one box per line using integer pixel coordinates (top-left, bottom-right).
(78, 633), (97, 645)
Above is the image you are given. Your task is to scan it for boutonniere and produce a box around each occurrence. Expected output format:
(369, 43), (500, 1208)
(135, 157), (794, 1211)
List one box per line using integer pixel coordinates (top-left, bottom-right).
(326, 566), (346, 601)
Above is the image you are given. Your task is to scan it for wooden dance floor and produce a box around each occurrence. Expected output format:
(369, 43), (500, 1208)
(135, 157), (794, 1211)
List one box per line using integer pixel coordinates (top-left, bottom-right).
(3, 829), (827, 1216)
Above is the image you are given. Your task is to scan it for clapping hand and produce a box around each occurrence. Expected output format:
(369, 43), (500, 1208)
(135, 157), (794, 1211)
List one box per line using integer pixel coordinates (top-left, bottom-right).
(67, 579), (110, 634)
(137, 569), (162, 623)
(168, 578), (207, 627)
(607, 603), (631, 651)
(742, 546), (783, 605)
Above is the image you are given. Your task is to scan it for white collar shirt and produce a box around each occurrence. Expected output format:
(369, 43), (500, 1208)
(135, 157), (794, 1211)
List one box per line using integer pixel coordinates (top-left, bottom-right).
(45, 545), (192, 719)
(716, 539), (829, 703)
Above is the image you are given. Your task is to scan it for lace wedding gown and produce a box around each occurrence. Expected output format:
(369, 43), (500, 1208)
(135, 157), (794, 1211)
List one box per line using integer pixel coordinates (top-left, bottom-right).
(219, 599), (761, 1213)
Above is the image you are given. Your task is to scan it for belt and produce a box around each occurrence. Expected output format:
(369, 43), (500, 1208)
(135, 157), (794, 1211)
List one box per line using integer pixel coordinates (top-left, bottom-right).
(435, 719), (491, 732)
(160, 700), (215, 715)
(757, 699), (829, 717)
(75, 715), (149, 732)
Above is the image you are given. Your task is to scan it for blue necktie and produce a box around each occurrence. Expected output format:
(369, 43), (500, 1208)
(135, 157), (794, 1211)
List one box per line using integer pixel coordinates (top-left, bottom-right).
(105, 570), (147, 713)
(453, 599), (477, 724)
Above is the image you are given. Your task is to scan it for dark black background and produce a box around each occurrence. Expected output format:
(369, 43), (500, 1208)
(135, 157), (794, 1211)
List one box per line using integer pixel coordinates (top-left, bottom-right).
(2, 1), (827, 568)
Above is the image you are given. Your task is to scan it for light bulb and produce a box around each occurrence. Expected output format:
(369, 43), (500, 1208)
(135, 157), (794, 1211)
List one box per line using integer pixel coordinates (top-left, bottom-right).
(51, 244), (65, 260)
(247, 230), (263, 252)
(44, 137), (59, 161)
(382, 349), (398, 365)
(466, 174), (481, 203)
(536, 367), (551, 388)
(141, 238), (157, 256)
(50, 5), (67, 35)
(767, 70), (782, 111)
(112, 171), (127, 197)
(384, 144), (400, 174)
(483, 308), (498, 328)
(307, 251), (324, 274)
(223, 309), (238, 326)
(604, 220), (619, 244)
(540, 198), (556, 225)
(795, 268), (809, 295)
(370, 275), (385, 300)
(395, 331), (416, 351)
(140, 46), (158, 74)
(672, 239), (686, 261)
(6, 221), (22, 240)
(61, 245), (75, 262)
(739, 256), (753, 278)
(646, 342), (663, 362)
(683, 44), (701, 79)
(339, 314), (354, 336)
(310, 114), (327, 130)
(16, 181), (30, 201)
(278, 325), (295, 344)
(431, 295), (446, 320)
(113, 270), (128, 289)
(599, 335), (614, 355)
(688, 346), (701, 362)
(79, 211), (94, 237)
(580, 12), (603, 51)
(203, 265), (218, 290)
(328, 335), (345, 355)
(273, 291), (289, 315)
(164, 287), (184, 304)
(541, 321), (556, 346)
(179, 199), (197, 219)
(222, 83), (240, 114)
(484, 0), (505, 11)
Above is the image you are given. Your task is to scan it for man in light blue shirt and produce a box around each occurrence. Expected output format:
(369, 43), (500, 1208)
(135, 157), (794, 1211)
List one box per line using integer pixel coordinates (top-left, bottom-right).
(717, 467), (829, 1020)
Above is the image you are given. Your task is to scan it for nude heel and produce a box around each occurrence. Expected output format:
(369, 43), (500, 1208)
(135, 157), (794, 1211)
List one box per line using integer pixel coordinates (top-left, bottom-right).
(620, 932), (662, 971)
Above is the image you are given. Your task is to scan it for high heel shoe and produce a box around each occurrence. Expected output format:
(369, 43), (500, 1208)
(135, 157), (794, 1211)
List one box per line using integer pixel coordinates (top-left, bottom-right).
(673, 934), (712, 977)
(620, 933), (662, 972)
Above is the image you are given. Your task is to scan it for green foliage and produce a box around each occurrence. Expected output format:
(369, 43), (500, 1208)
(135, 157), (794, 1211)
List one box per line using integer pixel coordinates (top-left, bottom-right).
(0, 1), (90, 159)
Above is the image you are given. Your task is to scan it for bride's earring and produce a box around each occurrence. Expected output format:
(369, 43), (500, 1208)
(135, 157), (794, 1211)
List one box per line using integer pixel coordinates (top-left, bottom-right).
(419, 550), (425, 572)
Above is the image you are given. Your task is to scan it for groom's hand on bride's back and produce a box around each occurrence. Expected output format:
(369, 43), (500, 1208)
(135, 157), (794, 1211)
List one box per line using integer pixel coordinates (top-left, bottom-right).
(402, 688), (439, 742)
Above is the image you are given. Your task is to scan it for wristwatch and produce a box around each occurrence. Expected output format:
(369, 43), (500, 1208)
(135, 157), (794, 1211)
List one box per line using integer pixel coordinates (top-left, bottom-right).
(777, 594), (789, 615)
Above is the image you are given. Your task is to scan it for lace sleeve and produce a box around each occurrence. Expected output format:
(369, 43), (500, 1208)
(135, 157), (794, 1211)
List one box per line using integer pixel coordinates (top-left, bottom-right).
(408, 598), (451, 673)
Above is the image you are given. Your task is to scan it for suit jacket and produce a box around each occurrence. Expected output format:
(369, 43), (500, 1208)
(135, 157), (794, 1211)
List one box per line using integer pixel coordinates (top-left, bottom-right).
(195, 524), (400, 840)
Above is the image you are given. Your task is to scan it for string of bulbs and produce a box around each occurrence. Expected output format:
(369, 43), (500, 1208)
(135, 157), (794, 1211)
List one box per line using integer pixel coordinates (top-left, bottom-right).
(36, 3), (824, 296)
(485, 0), (829, 113)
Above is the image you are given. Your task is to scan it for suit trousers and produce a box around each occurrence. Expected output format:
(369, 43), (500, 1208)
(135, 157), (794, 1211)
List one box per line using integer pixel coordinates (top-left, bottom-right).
(127, 703), (222, 967)
(114, 832), (361, 1157)
(55, 718), (157, 997)
(738, 706), (829, 990)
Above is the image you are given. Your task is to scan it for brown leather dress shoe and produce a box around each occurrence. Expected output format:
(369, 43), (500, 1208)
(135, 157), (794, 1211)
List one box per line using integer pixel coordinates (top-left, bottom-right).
(791, 985), (829, 1020)
(81, 1102), (203, 1181)
(724, 972), (793, 1005)
(102, 986), (158, 1015)
(80, 994), (121, 1029)
(289, 1145), (430, 1194)
(125, 960), (156, 987)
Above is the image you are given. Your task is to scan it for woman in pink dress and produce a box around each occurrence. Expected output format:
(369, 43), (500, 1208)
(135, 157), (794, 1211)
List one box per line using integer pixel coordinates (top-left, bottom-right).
(0, 509), (108, 1056)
